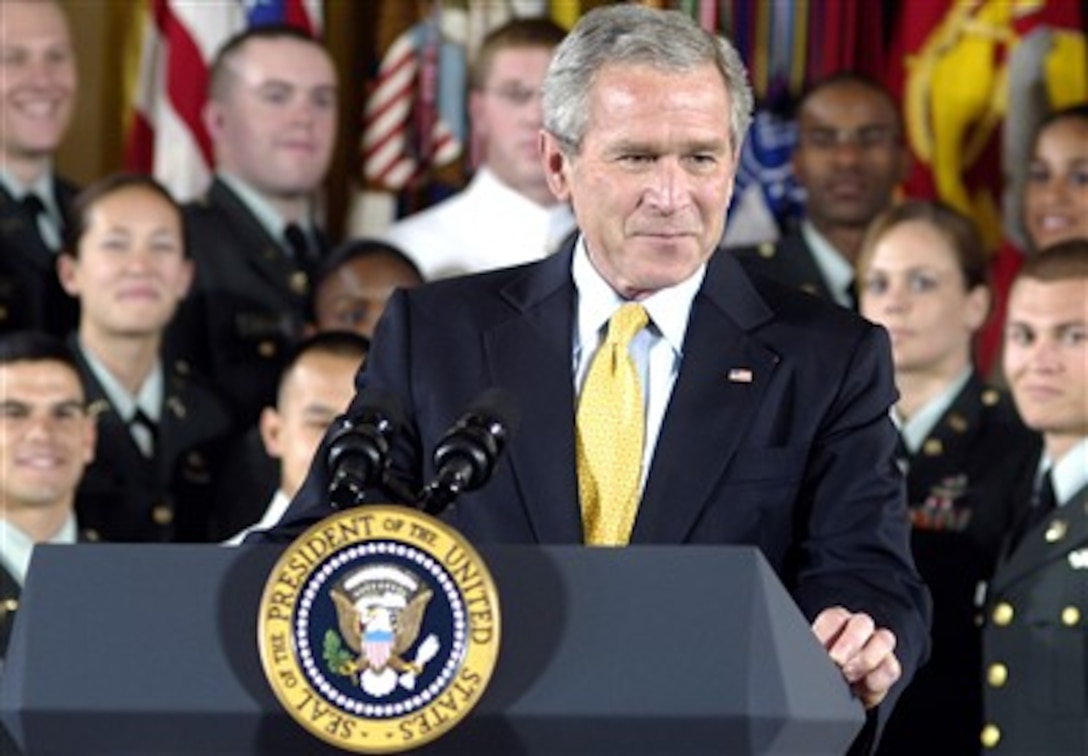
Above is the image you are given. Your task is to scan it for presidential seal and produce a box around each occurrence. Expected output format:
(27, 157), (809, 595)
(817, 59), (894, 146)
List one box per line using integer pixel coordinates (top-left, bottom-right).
(258, 506), (500, 753)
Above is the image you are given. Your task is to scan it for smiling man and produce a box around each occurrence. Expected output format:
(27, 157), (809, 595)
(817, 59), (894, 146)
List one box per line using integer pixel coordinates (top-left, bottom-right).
(167, 25), (338, 428)
(0, 331), (95, 655)
(0, 0), (80, 336)
(260, 7), (930, 753)
(732, 73), (910, 310)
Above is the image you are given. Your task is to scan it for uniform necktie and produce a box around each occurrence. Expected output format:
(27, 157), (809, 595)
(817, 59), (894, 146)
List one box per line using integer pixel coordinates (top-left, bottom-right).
(577, 302), (649, 546)
(22, 193), (60, 251)
(283, 223), (310, 260)
(843, 278), (858, 310)
(129, 409), (158, 458)
(1010, 469), (1057, 552)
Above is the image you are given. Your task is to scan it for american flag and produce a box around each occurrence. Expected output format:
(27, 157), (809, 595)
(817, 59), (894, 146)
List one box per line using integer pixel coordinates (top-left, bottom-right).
(124, 0), (323, 201)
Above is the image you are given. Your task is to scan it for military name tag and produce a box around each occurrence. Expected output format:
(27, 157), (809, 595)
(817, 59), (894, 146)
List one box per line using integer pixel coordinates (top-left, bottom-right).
(258, 505), (500, 753)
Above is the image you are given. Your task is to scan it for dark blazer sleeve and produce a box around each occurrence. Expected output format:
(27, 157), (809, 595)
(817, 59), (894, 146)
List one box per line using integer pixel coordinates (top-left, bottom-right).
(789, 323), (932, 750)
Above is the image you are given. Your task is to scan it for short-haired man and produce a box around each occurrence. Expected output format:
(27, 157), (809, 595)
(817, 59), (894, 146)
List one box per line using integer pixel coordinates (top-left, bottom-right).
(980, 238), (1088, 753)
(225, 331), (367, 544)
(732, 73), (910, 309)
(265, 7), (930, 753)
(168, 24), (338, 427)
(0, 0), (80, 336)
(0, 330), (95, 661)
(383, 17), (575, 280)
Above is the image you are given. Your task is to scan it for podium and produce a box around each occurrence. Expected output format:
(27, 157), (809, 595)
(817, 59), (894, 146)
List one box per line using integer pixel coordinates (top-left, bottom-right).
(0, 543), (863, 754)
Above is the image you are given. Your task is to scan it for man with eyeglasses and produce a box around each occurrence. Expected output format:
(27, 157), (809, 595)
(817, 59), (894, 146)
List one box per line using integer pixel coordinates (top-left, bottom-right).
(732, 73), (910, 310)
(383, 17), (576, 281)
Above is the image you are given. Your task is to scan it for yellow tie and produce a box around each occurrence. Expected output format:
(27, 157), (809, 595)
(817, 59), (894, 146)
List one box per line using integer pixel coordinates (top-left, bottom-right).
(577, 302), (649, 546)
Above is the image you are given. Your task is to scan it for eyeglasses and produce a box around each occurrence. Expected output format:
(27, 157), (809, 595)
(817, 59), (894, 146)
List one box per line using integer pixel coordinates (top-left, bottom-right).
(800, 125), (900, 150)
(486, 84), (542, 108)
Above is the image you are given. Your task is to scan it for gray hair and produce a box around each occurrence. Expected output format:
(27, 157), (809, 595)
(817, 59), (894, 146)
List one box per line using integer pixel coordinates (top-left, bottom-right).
(542, 4), (754, 158)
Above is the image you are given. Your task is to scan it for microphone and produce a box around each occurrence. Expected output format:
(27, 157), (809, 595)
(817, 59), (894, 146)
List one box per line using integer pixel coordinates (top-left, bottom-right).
(327, 389), (404, 509)
(419, 388), (521, 516)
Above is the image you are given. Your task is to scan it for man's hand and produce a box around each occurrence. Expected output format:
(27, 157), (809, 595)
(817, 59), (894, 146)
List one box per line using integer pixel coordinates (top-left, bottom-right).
(812, 606), (901, 709)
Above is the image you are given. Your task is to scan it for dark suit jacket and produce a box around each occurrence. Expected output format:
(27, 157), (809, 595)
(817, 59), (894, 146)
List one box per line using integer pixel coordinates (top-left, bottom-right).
(263, 243), (932, 746)
(730, 226), (843, 304)
(167, 178), (327, 426)
(982, 477), (1088, 754)
(0, 177), (79, 336)
(70, 339), (236, 543)
(877, 375), (1041, 756)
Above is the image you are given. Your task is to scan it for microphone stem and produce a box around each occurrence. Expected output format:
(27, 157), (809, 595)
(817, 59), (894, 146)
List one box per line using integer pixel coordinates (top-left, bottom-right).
(419, 470), (466, 516)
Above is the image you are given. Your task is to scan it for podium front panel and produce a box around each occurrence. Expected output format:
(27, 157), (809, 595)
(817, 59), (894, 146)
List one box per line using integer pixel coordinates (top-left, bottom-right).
(0, 543), (862, 754)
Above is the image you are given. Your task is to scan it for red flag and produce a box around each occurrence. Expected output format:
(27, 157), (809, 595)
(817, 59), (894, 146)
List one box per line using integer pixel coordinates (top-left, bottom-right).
(124, 0), (322, 201)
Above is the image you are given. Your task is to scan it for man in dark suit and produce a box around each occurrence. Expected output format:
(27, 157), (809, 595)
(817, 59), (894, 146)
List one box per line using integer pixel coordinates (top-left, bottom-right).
(731, 73), (909, 309)
(980, 239), (1088, 753)
(168, 25), (338, 427)
(259, 6), (930, 752)
(0, 0), (79, 337)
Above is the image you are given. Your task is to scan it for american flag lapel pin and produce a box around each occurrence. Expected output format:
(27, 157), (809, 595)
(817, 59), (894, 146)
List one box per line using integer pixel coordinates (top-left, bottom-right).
(727, 368), (753, 383)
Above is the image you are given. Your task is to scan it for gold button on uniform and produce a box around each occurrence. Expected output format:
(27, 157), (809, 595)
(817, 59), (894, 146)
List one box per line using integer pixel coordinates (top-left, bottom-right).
(1045, 519), (1068, 542)
(923, 438), (943, 456)
(258, 340), (276, 358)
(980, 724), (1001, 748)
(987, 663), (1008, 687)
(152, 504), (174, 526)
(1, 598), (17, 616)
(289, 271), (309, 295)
(992, 602), (1014, 626)
(1061, 606), (1081, 627)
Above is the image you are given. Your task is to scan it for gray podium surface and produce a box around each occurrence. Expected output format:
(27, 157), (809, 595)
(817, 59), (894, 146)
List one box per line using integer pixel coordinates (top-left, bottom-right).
(0, 543), (863, 754)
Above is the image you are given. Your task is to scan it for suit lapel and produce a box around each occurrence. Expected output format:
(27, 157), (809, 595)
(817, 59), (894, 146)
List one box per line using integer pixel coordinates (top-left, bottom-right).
(485, 251), (584, 542)
(0, 186), (53, 272)
(780, 230), (834, 301)
(994, 483), (1088, 591)
(206, 180), (305, 297)
(632, 252), (779, 543)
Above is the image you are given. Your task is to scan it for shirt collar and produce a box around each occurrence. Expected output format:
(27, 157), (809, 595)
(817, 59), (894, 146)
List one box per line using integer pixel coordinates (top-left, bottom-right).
(801, 219), (855, 306)
(571, 236), (704, 357)
(0, 513), (77, 586)
(78, 338), (164, 424)
(0, 167), (62, 225)
(217, 172), (313, 241)
(1042, 436), (1088, 507)
(897, 369), (973, 453)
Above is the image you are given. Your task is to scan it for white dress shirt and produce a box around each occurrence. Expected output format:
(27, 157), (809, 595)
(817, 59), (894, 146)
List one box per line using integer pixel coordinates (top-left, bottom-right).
(384, 167), (576, 280)
(223, 489), (292, 546)
(0, 515), (78, 586)
(571, 238), (705, 493)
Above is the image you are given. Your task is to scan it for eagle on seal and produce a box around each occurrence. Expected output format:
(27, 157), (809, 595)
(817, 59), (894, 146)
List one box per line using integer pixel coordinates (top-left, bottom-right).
(330, 565), (438, 696)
